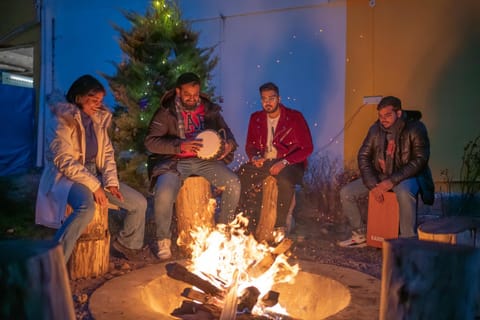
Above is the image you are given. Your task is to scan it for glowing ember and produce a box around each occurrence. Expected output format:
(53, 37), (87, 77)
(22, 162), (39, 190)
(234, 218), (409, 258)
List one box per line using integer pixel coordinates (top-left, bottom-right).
(186, 213), (299, 317)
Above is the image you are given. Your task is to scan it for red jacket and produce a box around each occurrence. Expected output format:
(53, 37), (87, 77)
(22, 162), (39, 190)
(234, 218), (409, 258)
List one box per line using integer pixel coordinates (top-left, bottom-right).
(245, 104), (313, 168)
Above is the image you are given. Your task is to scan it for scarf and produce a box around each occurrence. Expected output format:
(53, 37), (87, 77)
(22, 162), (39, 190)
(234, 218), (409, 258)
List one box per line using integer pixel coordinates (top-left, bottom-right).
(378, 117), (405, 176)
(174, 96), (186, 139)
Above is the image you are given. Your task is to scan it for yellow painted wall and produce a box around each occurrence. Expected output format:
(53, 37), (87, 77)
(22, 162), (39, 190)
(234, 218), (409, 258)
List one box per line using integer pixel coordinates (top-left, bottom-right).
(345, 0), (480, 182)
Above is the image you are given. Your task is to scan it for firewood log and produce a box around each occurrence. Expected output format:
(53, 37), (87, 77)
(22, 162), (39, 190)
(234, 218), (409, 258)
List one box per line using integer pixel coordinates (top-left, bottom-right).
(380, 238), (480, 320)
(0, 240), (76, 320)
(166, 262), (224, 297)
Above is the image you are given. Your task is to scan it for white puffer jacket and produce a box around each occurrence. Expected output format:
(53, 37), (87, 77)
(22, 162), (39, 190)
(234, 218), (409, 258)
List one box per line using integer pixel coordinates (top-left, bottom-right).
(35, 95), (119, 228)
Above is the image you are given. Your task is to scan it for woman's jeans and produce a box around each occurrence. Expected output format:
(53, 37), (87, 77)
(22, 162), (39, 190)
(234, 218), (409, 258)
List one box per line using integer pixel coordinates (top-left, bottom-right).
(152, 158), (241, 240)
(340, 177), (419, 237)
(55, 182), (147, 262)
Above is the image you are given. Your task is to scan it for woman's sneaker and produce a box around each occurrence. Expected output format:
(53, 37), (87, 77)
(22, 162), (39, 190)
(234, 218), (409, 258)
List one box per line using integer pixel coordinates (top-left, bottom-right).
(155, 239), (172, 260)
(337, 231), (367, 248)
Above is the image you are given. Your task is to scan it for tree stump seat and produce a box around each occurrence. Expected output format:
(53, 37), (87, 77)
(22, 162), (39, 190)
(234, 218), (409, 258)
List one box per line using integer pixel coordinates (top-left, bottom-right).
(380, 238), (480, 320)
(65, 203), (111, 280)
(0, 240), (76, 319)
(175, 176), (216, 255)
(255, 176), (297, 243)
(418, 216), (480, 247)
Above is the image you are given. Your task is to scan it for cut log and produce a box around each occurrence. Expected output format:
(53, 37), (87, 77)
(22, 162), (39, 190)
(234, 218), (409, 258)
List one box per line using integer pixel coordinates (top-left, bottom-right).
(255, 176), (278, 243)
(66, 203), (110, 280)
(380, 238), (480, 320)
(166, 262), (224, 297)
(238, 286), (261, 312)
(176, 176), (216, 254)
(418, 216), (480, 247)
(254, 176), (297, 243)
(366, 191), (399, 248)
(0, 240), (76, 320)
(220, 270), (239, 320)
(248, 238), (293, 278)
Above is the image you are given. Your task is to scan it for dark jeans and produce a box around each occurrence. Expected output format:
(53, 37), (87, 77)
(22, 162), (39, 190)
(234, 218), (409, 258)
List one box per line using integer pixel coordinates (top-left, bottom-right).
(237, 160), (304, 228)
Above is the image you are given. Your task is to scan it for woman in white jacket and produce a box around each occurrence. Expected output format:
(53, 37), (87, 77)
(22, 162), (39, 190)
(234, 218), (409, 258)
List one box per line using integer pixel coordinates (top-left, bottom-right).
(35, 74), (147, 262)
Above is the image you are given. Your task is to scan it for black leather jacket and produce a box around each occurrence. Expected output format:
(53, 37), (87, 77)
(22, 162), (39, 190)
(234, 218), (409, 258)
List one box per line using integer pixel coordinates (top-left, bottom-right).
(358, 110), (434, 205)
(144, 90), (237, 182)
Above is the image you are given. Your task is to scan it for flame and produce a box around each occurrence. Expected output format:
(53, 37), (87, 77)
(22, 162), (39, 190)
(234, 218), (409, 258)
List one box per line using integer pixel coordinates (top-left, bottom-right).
(187, 212), (299, 316)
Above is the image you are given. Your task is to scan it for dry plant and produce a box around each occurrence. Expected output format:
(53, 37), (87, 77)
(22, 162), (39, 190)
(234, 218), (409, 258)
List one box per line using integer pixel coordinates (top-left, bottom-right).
(439, 133), (480, 216)
(303, 152), (359, 223)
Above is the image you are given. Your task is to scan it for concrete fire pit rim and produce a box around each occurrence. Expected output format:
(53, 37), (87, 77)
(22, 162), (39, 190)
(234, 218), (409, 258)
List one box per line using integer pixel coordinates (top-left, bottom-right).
(89, 259), (380, 320)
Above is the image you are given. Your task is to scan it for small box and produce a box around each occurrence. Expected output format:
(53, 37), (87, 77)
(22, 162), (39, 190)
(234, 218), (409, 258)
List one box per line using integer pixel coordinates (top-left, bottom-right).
(366, 191), (399, 248)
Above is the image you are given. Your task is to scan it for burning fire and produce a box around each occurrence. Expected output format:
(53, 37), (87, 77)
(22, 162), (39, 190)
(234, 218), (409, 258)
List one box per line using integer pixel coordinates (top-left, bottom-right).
(186, 213), (299, 317)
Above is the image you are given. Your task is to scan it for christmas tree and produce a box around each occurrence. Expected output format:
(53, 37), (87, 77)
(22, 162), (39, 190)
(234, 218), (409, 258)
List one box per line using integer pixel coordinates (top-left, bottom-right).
(103, 0), (218, 193)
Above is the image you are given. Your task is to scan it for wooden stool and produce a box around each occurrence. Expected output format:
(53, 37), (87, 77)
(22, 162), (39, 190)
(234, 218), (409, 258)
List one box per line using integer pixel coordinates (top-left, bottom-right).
(255, 176), (296, 243)
(418, 216), (480, 247)
(66, 203), (111, 280)
(175, 176), (216, 254)
(366, 191), (399, 248)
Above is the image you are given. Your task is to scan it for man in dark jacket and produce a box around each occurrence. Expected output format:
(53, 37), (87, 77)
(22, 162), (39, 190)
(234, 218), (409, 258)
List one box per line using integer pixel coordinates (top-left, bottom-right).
(338, 96), (434, 247)
(237, 82), (313, 236)
(144, 72), (240, 260)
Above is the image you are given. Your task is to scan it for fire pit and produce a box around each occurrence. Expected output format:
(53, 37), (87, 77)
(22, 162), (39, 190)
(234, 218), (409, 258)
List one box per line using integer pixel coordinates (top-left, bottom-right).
(89, 259), (380, 319)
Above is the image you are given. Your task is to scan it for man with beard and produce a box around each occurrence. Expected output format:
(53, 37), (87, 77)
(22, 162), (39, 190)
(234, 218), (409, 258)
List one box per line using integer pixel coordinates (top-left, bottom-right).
(237, 82), (313, 236)
(145, 72), (240, 260)
(338, 96), (434, 248)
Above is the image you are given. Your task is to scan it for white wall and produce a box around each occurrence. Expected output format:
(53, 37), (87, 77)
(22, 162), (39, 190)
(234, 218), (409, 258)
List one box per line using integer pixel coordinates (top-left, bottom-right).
(41, 0), (346, 163)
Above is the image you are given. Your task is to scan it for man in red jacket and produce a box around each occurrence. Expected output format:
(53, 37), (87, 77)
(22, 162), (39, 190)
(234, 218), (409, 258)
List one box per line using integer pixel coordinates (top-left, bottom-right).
(237, 82), (313, 235)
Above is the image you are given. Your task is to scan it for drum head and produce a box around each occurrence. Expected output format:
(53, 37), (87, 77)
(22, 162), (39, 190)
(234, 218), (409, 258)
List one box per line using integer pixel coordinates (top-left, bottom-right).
(196, 130), (224, 160)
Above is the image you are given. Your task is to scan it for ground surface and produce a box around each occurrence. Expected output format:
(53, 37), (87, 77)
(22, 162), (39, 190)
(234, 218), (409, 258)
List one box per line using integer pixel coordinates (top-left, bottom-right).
(70, 208), (382, 320)
(0, 172), (382, 320)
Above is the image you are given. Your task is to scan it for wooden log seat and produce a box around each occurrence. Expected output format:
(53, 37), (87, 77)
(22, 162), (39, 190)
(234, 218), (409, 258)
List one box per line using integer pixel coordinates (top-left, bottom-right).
(65, 203), (110, 280)
(175, 176), (216, 255)
(366, 191), (400, 248)
(255, 176), (297, 243)
(0, 239), (76, 319)
(418, 216), (480, 247)
(380, 238), (480, 320)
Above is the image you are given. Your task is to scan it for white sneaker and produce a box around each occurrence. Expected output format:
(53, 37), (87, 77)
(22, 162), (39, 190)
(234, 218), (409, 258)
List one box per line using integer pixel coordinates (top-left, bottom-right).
(156, 239), (172, 260)
(337, 231), (367, 248)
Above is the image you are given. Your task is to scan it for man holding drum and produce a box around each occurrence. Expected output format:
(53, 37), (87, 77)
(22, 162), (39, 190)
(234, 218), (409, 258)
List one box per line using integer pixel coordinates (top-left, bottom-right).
(237, 82), (314, 237)
(145, 72), (241, 261)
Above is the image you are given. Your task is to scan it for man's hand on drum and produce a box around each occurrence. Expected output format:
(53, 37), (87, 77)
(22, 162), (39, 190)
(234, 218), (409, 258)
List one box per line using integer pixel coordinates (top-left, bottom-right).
(180, 138), (203, 154)
(218, 141), (233, 160)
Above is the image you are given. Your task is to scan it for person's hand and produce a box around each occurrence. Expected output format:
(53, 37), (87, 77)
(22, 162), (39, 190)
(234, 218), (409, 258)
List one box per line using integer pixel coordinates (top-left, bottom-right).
(218, 141), (233, 160)
(269, 160), (287, 176)
(180, 139), (203, 154)
(370, 186), (384, 203)
(377, 179), (394, 192)
(93, 187), (109, 207)
(251, 156), (266, 168)
(106, 186), (124, 202)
